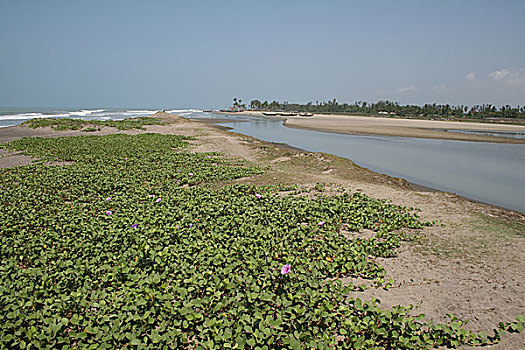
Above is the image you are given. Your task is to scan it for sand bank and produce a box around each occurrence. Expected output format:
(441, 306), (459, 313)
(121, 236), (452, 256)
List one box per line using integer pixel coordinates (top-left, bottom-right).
(218, 111), (525, 144)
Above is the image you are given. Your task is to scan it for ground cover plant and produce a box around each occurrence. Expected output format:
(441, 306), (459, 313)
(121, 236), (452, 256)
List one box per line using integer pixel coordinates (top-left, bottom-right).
(22, 117), (164, 131)
(0, 132), (523, 349)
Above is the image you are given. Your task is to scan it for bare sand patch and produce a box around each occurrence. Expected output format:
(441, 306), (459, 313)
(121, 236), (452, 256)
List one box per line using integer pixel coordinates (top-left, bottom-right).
(0, 153), (36, 168)
(270, 156), (291, 163)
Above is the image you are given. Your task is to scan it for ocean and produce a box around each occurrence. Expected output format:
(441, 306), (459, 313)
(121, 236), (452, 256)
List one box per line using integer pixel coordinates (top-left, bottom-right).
(0, 107), (208, 128)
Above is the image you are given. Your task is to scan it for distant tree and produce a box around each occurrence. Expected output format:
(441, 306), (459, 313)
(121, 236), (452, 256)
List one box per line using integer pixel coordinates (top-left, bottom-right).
(241, 98), (525, 119)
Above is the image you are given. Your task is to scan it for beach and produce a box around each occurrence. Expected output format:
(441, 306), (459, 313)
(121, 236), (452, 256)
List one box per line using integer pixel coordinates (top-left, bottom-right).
(1, 113), (524, 348)
(220, 111), (525, 144)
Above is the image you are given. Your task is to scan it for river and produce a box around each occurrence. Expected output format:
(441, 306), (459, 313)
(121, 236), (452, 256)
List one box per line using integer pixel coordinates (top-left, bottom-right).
(193, 113), (525, 213)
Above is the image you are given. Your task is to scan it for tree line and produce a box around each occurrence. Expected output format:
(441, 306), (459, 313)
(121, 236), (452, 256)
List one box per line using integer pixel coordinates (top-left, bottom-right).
(246, 99), (525, 120)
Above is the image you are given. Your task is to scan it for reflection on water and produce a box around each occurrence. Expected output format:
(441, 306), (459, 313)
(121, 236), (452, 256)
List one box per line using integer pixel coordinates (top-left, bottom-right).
(212, 116), (525, 213)
(444, 129), (525, 140)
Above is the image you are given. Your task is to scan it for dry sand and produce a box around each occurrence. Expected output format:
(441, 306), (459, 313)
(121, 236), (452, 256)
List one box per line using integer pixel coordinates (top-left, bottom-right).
(221, 111), (525, 144)
(1, 113), (524, 348)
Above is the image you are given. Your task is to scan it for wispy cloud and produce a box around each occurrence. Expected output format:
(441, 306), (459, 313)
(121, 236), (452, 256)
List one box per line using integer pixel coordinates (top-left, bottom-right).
(371, 69), (525, 105)
(489, 68), (525, 85)
(397, 84), (419, 93)
(489, 69), (509, 80)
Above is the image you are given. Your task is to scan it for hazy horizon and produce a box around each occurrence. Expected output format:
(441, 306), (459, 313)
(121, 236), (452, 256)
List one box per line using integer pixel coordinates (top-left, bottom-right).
(1, 0), (524, 109)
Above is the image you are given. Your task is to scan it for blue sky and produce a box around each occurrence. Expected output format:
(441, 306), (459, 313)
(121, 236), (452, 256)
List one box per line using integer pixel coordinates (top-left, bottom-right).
(1, 0), (524, 108)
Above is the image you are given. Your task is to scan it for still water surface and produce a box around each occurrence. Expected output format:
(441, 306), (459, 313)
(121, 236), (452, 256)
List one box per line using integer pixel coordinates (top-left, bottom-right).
(211, 115), (525, 213)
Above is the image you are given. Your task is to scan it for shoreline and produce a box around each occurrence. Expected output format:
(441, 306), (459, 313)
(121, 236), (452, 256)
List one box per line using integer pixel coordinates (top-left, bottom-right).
(210, 124), (525, 215)
(216, 111), (525, 144)
(207, 112), (525, 215)
(209, 123), (525, 217)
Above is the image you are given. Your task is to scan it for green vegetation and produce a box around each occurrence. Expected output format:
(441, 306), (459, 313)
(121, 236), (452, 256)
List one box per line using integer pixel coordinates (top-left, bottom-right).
(22, 117), (164, 131)
(467, 212), (525, 239)
(232, 97), (246, 111)
(1, 132), (523, 349)
(249, 99), (525, 120)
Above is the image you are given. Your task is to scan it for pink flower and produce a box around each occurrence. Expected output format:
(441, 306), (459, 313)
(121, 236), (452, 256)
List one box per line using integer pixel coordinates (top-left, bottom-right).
(281, 264), (291, 274)
(255, 193), (262, 199)
(156, 198), (162, 203)
(106, 210), (112, 215)
(124, 157), (129, 160)
(106, 197), (111, 201)
(189, 172), (193, 176)
(318, 221), (325, 226)
(176, 225), (180, 229)
(188, 224), (193, 228)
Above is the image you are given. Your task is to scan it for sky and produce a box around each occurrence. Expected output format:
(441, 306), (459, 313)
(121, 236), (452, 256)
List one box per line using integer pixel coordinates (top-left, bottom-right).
(1, 0), (524, 109)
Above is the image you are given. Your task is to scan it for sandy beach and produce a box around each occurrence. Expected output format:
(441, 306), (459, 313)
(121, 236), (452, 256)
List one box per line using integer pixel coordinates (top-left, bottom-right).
(1, 113), (524, 348)
(220, 111), (525, 144)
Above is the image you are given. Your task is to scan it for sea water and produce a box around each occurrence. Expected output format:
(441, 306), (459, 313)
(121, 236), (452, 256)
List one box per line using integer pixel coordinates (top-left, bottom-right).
(0, 107), (165, 128)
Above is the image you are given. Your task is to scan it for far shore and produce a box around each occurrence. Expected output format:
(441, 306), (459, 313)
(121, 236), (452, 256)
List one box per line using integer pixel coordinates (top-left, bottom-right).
(216, 111), (525, 144)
